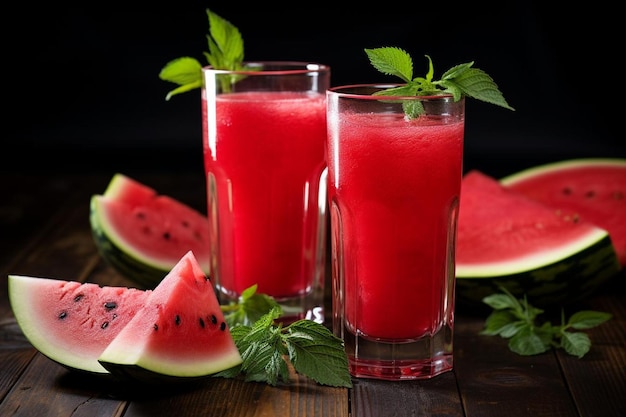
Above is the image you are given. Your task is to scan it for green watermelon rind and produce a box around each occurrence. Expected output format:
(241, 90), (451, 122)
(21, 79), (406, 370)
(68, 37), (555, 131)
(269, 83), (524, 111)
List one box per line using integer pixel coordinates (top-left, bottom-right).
(499, 158), (626, 186)
(456, 234), (620, 306)
(455, 227), (611, 277)
(90, 196), (172, 289)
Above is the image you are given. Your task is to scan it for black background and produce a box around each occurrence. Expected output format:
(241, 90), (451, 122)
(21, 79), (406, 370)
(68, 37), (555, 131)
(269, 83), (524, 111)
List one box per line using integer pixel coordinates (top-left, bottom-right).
(6, 1), (623, 176)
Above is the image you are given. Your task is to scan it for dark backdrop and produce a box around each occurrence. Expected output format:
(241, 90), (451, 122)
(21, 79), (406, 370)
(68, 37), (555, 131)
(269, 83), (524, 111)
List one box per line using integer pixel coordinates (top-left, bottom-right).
(6, 2), (623, 176)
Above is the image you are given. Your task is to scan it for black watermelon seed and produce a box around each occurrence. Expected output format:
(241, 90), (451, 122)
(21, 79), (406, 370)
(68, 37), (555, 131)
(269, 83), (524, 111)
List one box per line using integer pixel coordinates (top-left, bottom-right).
(104, 301), (117, 310)
(58, 311), (68, 320)
(211, 314), (217, 325)
(153, 324), (159, 331)
(101, 321), (109, 329)
(220, 322), (226, 331)
(163, 232), (171, 240)
(175, 315), (181, 325)
(199, 317), (205, 328)
(74, 294), (84, 302)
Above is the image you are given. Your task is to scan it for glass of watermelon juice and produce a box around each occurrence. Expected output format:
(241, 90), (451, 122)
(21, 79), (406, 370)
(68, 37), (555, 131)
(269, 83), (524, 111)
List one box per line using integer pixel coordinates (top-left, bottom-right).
(326, 85), (464, 379)
(202, 62), (331, 323)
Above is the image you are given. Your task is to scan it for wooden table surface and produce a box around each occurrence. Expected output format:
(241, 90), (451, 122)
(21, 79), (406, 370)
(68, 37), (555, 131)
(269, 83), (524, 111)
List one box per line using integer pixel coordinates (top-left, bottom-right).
(0, 171), (624, 417)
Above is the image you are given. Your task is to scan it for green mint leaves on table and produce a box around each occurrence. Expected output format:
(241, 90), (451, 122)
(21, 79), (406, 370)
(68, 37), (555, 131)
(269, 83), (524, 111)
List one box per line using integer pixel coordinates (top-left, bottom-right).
(159, 9), (245, 100)
(218, 285), (353, 388)
(365, 47), (515, 119)
(480, 287), (612, 358)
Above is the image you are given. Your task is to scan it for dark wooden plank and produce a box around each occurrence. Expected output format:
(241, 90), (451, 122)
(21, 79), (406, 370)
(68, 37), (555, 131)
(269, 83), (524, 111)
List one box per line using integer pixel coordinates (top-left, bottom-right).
(350, 372), (463, 417)
(0, 354), (127, 417)
(558, 344), (626, 417)
(0, 318), (38, 400)
(123, 370), (348, 417)
(556, 275), (626, 417)
(454, 315), (579, 417)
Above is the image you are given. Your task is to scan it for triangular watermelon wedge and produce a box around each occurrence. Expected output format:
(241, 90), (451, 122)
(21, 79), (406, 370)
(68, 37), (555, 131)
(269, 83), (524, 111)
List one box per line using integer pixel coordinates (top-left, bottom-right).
(455, 170), (620, 306)
(98, 251), (242, 382)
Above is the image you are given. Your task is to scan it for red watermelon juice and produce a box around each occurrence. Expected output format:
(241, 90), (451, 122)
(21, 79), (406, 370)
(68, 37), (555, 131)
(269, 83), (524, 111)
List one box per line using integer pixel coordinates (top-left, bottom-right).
(202, 63), (330, 323)
(326, 85), (464, 379)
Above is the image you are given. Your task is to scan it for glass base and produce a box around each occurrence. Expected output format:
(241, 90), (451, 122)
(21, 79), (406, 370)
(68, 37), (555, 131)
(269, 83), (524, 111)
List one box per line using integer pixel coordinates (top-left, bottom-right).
(343, 322), (453, 380)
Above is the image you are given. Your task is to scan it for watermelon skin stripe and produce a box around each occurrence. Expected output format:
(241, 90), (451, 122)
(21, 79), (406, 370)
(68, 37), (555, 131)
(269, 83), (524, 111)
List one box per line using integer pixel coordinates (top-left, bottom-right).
(456, 232), (621, 307)
(455, 228), (611, 277)
(90, 225), (168, 289)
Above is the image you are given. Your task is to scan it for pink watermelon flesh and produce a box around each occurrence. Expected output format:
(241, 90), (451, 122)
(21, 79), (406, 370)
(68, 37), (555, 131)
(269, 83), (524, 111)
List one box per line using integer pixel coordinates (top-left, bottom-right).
(8, 275), (150, 374)
(98, 251), (242, 379)
(95, 173), (211, 274)
(456, 170), (610, 273)
(501, 159), (626, 267)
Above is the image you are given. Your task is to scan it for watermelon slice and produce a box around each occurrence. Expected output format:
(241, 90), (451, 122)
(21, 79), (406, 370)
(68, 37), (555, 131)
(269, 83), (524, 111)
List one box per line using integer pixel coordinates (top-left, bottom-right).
(98, 251), (242, 382)
(8, 251), (242, 381)
(8, 275), (150, 374)
(455, 170), (620, 306)
(500, 158), (626, 268)
(90, 173), (211, 289)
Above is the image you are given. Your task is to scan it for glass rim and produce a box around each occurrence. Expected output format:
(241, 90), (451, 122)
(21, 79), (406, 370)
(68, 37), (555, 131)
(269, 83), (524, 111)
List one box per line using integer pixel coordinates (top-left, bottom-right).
(328, 84), (457, 101)
(202, 61), (330, 75)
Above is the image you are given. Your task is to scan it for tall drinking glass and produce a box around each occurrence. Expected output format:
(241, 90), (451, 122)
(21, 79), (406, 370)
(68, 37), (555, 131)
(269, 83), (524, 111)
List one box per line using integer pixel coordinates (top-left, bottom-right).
(326, 85), (464, 379)
(202, 62), (330, 323)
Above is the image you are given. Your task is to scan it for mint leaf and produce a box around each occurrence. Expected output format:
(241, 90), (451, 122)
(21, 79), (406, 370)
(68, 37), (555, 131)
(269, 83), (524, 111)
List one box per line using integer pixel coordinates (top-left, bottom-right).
(285, 320), (352, 387)
(217, 296), (353, 388)
(567, 310), (612, 329)
(158, 57), (203, 101)
(509, 326), (550, 356)
(481, 288), (611, 358)
(365, 46), (515, 118)
(560, 331), (591, 358)
(221, 284), (280, 328)
(440, 66), (514, 110)
(365, 47), (413, 82)
(159, 8), (245, 100)
(204, 9), (244, 70)
(482, 292), (521, 311)
(481, 310), (517, 335)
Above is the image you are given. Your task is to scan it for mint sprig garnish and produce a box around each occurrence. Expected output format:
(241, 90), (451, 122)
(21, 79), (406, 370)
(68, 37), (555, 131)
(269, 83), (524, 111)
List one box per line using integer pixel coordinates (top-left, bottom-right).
(159, 9), (245, 100)
(480, 287), (612, 358)
(365, 47), (515, 119)
(217, 286), (352, 388)
(220, 284), (280, 327)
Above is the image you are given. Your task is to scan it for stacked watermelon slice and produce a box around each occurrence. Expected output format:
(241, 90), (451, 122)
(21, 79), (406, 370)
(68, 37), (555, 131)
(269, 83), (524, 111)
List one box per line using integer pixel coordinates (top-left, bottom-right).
(456, 158), (625, 307)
